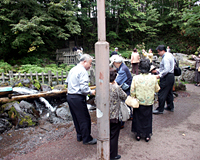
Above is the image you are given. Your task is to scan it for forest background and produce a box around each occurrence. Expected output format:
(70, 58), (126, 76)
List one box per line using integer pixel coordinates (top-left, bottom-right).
(0, 0), (200, 72)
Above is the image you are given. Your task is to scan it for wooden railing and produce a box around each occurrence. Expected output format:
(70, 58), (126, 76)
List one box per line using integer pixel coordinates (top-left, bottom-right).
(0, 69), (96, 87)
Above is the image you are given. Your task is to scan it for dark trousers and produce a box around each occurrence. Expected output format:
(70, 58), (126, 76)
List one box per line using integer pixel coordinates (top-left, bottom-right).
(156, 73), (175, 112)
(132, 63), (139, 75)
(110, 122), (121, 159)
(67, 94), (93, 143)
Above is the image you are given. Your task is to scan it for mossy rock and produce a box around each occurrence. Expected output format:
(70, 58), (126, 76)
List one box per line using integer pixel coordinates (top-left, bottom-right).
(1, 101), (19, 113)
(12, 78), (41, 90)
(0, 82), (9, 87)
(18, 115), (36, 128)
(8, 106), (20, 119)
(53, 85), (66, 90)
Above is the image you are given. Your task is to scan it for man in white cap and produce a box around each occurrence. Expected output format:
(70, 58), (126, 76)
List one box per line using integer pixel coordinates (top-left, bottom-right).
(110, 47), (119, 57)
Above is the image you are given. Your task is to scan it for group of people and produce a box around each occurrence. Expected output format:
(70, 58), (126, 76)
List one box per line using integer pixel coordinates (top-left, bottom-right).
(131, 48), (154, 75)
(65, 45), (179, 160)
(72, 46), (84, 57)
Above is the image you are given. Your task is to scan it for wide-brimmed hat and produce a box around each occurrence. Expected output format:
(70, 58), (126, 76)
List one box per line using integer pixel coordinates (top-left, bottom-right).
(109, 55), (123, 66)
(150, 65), (156, 72)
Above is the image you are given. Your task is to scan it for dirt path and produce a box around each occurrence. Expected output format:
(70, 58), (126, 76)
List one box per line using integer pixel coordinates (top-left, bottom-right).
(1, 84), (200, 160)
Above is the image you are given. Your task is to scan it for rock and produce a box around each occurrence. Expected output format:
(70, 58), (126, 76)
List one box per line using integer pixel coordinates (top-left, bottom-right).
(13, 102), (25, 116)
(181, 69), (195, 83)
(2, 101), (19, 112)
(174, 82), (186, 91)
(56, 102), (72, 120)
(0, 118), (12, 134)
(19, 100), (34, 109)
(53, 85), (66, 90)
(40, 84), (52, 92)
(48, 116), (67, 124)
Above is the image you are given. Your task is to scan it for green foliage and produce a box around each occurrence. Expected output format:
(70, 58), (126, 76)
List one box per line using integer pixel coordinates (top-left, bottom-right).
(0, 60), (13, 73)
(195, 46), (200, 55)
(0, 0), (200, 58)
(0, 0), (81, 61)
(120, 51), (132, 59)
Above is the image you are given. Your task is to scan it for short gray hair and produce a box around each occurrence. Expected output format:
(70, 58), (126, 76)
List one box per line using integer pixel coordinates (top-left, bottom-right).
(79, 54), (92, 62)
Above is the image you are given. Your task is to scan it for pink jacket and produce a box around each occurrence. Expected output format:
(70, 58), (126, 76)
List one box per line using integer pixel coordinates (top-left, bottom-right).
(131, 52), (140, 63)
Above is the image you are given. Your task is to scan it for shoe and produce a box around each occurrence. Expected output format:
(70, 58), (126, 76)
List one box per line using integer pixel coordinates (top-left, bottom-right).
(83, 138), (97, 145)
(128, 117), (133, 121)
(145, 136), (151, 142)
(110, 155), (121, 160)
(120, 125), (124, 129)
(77, 137), (82, 142)
(135, 135), (141, 141)
(153, 110), (163, 114)
(164, 107), (174, 112)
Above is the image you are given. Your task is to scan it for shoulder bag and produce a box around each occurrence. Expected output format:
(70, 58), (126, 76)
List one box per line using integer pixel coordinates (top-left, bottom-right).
(117, 87), (130, 122)
(125, 95), (139, 108)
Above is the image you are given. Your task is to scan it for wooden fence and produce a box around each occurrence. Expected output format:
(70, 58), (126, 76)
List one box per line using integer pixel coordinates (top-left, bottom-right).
(0, 69), (96, 87)
(56, 49), (80, 65)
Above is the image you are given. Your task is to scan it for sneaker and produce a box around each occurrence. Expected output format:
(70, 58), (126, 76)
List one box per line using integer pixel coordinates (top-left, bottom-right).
(110, 155), (121, 160)
(83, 138), (97, 145)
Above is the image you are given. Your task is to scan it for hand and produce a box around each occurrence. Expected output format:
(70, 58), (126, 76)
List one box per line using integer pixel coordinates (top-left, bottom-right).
(91, 90), (96, 95)
(156, 75), (160, 79)
(151, 70), (157, 74)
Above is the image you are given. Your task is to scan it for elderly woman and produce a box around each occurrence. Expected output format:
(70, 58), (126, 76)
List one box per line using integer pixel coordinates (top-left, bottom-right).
(130, 59), (160, 142)
(109, 68), (127, 160)
(110, 55), (132, 128)
(192, 53), (200, 87)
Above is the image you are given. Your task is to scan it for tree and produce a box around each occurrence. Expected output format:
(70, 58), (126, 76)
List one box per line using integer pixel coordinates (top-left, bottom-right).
(0, 0), (81, 63)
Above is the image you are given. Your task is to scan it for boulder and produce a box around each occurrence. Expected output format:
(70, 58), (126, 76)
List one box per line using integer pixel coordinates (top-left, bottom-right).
(174, 82), (186, 91)
(56, 102), (72, 120)
(180, 69), (195, 83)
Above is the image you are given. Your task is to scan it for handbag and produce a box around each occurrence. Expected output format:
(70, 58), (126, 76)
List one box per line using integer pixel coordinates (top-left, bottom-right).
(119, 101), (130, 122)
(174, 60), (181, 76)
(121, 82), (130, 91)
(125, 95), (139, 108)
(116, 87), (130, 121)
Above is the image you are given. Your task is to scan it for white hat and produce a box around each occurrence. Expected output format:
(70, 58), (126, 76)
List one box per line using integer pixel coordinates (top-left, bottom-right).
(115, 47), (118, 50)
(150, 65), (156, 72)
(109, 55), (123, 66)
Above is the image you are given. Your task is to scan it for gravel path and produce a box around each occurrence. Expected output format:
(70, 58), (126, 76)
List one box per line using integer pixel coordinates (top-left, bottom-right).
(1, 84), (200, 160)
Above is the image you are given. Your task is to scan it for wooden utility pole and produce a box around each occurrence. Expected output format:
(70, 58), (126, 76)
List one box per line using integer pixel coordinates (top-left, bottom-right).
(95, 0), (110, 159)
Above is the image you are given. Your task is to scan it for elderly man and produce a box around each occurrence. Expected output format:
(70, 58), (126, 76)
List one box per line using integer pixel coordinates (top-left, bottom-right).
(153, 45), (175, 114)
(66, 54), (96, 144)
